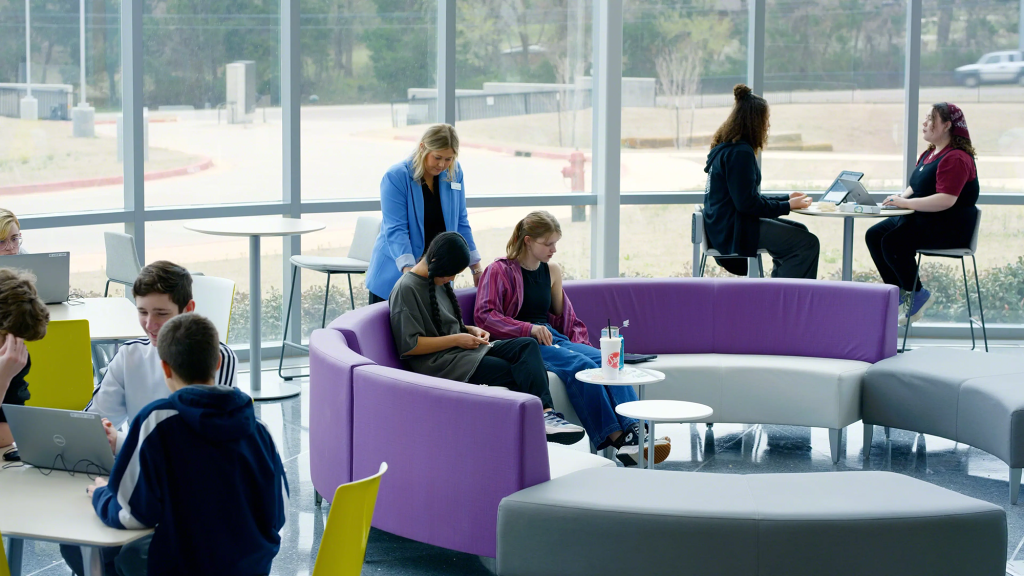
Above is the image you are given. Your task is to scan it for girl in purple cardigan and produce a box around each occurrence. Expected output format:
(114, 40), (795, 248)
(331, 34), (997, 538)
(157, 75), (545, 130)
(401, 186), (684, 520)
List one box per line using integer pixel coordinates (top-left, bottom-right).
(474, 211), (671, 465)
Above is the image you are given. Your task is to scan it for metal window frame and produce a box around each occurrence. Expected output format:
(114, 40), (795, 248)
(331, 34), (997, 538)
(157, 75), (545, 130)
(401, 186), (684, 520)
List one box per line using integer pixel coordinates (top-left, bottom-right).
(15, 0), (1024, 361)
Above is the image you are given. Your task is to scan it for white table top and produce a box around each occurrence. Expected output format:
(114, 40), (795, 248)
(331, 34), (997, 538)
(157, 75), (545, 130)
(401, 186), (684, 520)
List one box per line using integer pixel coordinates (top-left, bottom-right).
(615, 400), (714, 422)
(48, 298), (145, 342)
(184, 216), (326, 237)
(794, 205), (913, 218)
(575, 367), (665, 386)
(0, 446), (153, 546)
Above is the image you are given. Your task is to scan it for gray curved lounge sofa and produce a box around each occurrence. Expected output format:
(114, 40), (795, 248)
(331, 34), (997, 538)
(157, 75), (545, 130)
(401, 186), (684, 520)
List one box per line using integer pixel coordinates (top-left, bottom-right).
(497, 467), (1007, 576)
(863, 347), (1024, 503)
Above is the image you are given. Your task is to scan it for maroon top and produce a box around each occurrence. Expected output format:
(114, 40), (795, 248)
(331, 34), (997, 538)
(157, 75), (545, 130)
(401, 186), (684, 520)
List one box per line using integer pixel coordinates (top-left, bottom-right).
(917, 148), (976, 197)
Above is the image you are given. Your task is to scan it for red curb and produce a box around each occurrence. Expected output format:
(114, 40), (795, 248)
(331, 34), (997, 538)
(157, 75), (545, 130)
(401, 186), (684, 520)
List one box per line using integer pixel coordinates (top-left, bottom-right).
(0, 158), (214, 196)
(394, 134), (591, 162)
(95, 117), (179, 126)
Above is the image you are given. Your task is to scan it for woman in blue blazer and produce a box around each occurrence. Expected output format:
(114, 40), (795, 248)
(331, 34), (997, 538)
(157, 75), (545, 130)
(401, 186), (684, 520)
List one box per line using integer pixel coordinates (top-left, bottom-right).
(366, 124), (482, 303)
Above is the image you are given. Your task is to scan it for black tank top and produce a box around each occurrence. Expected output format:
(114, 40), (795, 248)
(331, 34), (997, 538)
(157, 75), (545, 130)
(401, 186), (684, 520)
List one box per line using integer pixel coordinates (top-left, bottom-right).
(908, 148), (979, 243)
(515, 262), (552, 325)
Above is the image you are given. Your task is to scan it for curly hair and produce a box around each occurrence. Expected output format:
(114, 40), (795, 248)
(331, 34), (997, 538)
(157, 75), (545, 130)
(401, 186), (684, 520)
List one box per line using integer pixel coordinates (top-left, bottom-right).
(422, 232), (470, 334)
(710, 84), (771, 152)
(927, 103), (977, 159)
(0, 268), (49, 341)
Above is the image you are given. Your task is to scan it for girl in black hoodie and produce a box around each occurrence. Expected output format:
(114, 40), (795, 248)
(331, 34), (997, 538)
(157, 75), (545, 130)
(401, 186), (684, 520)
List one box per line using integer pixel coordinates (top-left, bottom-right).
(702, 85), (820, 279)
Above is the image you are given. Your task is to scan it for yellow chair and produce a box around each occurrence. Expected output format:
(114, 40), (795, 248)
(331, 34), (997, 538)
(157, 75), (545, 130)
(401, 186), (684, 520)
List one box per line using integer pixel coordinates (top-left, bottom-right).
(1, 529), (11, 576)
(312, 462), (388, 576)
(24, 319), (94, 411)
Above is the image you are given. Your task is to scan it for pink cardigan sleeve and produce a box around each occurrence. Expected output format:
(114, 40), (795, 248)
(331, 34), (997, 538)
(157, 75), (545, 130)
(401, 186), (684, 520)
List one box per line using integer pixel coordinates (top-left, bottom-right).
(474, 265), (534, 341)
(548, 290), (590, 345)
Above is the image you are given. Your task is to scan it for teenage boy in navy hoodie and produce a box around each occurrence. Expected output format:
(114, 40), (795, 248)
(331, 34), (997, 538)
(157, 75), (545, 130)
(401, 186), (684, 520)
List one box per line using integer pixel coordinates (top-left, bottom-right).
(86, 313), (288, 576)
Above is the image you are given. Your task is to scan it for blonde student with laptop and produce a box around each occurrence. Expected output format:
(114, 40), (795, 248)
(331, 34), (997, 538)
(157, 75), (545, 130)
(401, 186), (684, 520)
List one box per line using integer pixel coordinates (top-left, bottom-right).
(86, 313), (288, 576)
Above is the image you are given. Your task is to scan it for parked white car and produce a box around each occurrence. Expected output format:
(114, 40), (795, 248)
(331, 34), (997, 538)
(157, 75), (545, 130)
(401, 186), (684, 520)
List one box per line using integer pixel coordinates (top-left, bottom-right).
(954, 50), (1024, 87)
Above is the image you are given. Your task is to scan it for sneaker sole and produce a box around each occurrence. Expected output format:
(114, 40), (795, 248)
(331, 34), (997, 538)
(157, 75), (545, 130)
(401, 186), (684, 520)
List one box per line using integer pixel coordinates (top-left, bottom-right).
(615, 438), (672, 466)
(906, 295), (935, 326)
(546, 430), (585, 446)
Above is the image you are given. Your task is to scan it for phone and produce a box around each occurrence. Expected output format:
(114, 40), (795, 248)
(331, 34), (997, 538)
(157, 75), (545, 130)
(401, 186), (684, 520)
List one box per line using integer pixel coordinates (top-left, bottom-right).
(2, 449), (20, 462)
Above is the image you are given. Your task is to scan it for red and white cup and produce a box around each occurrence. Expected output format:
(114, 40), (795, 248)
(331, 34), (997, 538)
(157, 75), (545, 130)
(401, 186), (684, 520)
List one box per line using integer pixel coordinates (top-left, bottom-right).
(600, 337), (621, 380)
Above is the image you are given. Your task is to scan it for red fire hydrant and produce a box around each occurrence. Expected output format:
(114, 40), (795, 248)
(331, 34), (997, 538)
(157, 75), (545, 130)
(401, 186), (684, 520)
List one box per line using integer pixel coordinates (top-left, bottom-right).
(562, 150), (586, 222)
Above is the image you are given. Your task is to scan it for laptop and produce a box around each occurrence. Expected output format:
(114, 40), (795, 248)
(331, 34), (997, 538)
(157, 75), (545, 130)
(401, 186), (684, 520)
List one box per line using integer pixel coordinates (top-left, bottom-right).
(819, 171), (865, 204)
(839, 179), (902, 209)
(3, 405), (115, 475)
(0, 252), (71, 304)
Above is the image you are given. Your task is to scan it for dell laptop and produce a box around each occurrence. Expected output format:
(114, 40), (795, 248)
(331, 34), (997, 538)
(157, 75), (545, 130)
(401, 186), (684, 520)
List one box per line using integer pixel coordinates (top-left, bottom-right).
(0, 252), (70, 304)
(3, 405), (115, 475)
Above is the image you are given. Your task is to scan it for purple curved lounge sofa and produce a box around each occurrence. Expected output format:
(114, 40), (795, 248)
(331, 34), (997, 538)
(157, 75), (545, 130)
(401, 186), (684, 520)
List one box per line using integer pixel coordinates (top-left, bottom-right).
(309, 277), (898, 558)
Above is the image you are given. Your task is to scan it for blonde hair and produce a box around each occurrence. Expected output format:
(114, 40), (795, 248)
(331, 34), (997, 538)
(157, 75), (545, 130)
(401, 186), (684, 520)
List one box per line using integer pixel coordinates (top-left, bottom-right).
(506, 211), (562, 261)
(411, 124), (460, 182)
(0, 209), (20, 242)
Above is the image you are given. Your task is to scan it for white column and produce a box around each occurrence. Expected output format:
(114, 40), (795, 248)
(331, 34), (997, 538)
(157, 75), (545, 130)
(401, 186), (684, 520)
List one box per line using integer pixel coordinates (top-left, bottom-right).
(282, 0), (302, 347)
(747, 0), (765, 96)
(903, 0), (922, 187)
(437, 0), (456, 124)
(80, 0), (86, 104)
(72, 0), (95, 137)
(590, 0), (622, 279)
(122, 0), (144, 259)
(20, 0), (37, 120)
(1020, 0), (1024, 52)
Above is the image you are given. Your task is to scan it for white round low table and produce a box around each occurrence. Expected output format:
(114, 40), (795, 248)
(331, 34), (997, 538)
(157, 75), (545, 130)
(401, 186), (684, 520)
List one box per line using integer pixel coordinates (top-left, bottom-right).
(615, 400), (714, 469)
(185, 216), (326, 401)
(576, 367), (666, 467)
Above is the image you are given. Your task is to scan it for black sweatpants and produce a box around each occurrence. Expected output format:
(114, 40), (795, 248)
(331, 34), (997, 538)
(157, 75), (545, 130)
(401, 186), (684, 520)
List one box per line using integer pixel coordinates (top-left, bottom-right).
(865, 215), (971, 293)
(467, 337), (554, 410)
(758, 218), (820, 279)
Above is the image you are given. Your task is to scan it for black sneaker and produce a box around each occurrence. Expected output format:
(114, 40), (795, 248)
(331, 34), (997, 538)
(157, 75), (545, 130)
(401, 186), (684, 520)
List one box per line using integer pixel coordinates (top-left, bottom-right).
(543, 411), (586, 445)
(614, 423), (672, 466)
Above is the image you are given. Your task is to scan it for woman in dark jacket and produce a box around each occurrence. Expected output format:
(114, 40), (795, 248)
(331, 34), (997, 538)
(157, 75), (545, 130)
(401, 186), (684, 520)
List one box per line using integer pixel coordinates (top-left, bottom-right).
(702, 85), (819, 279)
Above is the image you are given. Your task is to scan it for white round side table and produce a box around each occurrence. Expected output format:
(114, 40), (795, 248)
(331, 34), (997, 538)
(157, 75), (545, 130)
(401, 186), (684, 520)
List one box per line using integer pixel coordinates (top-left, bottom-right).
(615, 400), (714, 469)
(576, 367), (665, 467)
(185, 216), (326, 401)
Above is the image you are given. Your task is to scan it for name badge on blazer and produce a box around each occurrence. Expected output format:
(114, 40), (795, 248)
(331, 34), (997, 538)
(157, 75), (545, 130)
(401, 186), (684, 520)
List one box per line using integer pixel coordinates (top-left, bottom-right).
(451, 182), (462, 190)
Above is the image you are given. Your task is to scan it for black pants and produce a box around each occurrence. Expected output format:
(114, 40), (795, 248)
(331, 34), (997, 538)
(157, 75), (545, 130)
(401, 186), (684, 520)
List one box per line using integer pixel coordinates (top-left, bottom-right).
(467, 337), (554, 410)
(865, 215), (970, 293)
(758, 218), (820, 279)
(368, 292), (386, 305)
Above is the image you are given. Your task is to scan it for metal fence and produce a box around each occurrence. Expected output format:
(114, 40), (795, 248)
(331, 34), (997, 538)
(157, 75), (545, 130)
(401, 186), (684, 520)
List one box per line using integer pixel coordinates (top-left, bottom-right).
(0, 83), (74, 120)
(391, 89), (593, 127)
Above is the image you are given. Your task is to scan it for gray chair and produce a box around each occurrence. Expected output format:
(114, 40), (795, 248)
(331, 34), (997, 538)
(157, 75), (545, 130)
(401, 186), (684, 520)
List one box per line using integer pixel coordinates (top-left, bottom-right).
(103, 231), (143, 302)
(692, 206), (766, 278)
(901, 208), (986, 352)
(278, 215), (381, 380)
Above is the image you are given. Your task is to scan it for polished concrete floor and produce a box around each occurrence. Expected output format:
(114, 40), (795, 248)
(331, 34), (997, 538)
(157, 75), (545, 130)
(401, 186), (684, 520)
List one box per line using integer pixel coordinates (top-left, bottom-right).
(9, 344), (1024, 575)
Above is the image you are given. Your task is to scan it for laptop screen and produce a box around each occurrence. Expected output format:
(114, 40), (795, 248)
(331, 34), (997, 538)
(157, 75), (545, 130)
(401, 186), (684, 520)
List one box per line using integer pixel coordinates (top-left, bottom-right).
(820, 171), (864, 204)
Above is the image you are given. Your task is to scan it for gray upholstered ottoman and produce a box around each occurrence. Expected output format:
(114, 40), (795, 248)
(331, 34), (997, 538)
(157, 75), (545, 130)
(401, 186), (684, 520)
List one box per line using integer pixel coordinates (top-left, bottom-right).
(863, 347), (1024, 502)
(496, 468), (1006, 576)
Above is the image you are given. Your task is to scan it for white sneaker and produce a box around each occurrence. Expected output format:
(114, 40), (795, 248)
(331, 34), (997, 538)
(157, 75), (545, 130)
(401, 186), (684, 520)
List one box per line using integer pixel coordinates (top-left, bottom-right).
(616, 436), (672, 467)
(543, 411), (585, 445)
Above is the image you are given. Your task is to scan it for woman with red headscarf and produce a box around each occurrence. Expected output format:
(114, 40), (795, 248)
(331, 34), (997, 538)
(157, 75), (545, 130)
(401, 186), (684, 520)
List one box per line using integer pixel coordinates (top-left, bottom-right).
(865, 103), (979, 325)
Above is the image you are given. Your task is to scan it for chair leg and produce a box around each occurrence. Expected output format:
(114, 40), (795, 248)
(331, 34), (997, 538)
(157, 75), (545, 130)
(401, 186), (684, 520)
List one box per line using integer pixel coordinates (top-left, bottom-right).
(321, 273), (332, 329)
(829, 428), (841, 464)
(900, 253), (923, 353)
(972, 255), (988, 352)
(315, 490), (323, 507)
(757, 254), (764, 278)
(1011, 468), (1022, 504)
(347, 273), (356, 311)
(884, 426), (891, 440)
(960, 257), (976, 351)
(863, 424), (873, 459)
(104, 279), (111, 298)
(277, 265), (300, 381)
(698, 254), (707, 278)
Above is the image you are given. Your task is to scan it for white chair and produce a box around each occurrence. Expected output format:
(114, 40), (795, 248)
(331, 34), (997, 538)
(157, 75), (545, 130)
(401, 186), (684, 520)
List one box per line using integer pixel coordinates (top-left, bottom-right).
(278, 215), (381, 380)
(191, 275), (236, 343)
(692, 206), (766, 278)
(902, 208), (986, 353)
(103, 231), (143, 301)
